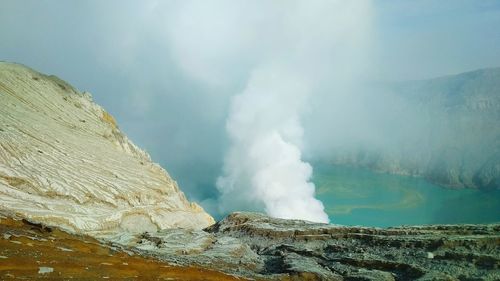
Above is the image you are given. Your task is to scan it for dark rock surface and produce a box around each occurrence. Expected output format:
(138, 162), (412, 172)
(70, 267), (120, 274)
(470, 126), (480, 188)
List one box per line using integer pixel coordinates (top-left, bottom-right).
(131, 212), (500, 280)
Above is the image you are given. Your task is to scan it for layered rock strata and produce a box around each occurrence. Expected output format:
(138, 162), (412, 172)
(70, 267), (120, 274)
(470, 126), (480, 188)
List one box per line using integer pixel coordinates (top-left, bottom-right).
(132, 212), (500, 281)
(0, 62), (214, 238)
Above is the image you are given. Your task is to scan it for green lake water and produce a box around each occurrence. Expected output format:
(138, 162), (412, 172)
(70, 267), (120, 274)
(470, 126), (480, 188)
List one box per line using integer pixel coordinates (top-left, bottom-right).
(313, 164), (500, 227)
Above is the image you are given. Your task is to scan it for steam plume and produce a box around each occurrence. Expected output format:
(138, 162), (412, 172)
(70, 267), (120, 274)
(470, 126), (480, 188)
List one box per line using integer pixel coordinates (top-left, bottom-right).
(217, 65), (328, 222)
(166, 0), (373, 222)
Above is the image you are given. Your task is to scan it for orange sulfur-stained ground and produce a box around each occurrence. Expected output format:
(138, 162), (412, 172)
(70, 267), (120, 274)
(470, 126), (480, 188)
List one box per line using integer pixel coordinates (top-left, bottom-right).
(0, 216), (246, 280)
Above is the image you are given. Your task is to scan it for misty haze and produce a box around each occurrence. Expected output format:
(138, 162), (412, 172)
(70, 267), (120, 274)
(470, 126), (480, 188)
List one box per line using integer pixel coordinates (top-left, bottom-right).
(1, 1), (499, 280)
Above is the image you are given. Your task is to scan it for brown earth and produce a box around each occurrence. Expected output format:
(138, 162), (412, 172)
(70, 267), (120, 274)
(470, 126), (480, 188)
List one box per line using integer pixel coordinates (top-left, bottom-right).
(0, 216), (245, 280)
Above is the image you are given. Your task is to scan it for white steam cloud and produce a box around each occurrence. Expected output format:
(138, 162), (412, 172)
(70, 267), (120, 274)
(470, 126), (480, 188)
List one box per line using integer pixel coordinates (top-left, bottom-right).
(167, 0), (372, 222)
(217, 65), (328, 222)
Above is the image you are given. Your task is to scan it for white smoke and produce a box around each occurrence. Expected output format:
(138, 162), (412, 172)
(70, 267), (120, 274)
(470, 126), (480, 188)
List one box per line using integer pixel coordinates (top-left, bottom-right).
(216, 65), (328, 222)
(166, 0), (373, 222)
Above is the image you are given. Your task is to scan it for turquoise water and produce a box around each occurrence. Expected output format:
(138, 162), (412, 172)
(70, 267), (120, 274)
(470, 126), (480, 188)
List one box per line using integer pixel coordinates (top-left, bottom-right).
(313, 164), (500, 227)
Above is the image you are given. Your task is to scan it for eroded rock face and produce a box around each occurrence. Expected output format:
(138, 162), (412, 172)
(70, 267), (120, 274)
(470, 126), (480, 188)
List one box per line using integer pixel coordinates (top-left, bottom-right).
(132, 212), (500, 281)
(0, 62), (214, 238)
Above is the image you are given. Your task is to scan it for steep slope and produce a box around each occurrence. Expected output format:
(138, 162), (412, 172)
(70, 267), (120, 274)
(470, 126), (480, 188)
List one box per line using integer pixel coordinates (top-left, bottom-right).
(328, 68), (500, 190)
(0, 62), (214, 238)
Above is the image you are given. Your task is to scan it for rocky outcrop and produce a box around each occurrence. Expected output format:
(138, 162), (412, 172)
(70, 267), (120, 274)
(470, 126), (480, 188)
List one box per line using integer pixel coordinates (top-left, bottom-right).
(126, 212), (500, 280)
(0, 214), (241, 280)
(1, 210), (498, 280)
(328, 68), (500, 190)
(0, 62), (214, 238)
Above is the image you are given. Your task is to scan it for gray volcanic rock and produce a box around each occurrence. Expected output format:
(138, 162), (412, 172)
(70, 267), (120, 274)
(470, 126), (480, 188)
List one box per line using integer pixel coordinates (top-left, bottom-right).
(126, 212), (500, 280)
(328, 68), (500, 190)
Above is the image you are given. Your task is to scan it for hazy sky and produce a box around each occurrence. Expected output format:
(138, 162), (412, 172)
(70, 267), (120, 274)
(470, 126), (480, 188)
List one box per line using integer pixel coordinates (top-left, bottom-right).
(1, 0), (499, 218)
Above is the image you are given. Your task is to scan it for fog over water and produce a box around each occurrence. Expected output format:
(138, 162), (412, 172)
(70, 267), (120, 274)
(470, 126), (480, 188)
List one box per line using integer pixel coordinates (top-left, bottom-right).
(1, 0), (500, 221)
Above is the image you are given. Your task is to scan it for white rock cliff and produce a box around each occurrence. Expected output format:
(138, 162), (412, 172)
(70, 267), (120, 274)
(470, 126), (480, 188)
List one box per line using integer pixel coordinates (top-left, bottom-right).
(0, 62), (214, 238)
